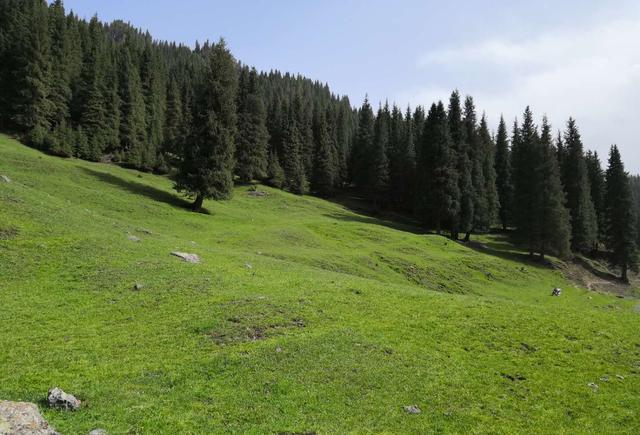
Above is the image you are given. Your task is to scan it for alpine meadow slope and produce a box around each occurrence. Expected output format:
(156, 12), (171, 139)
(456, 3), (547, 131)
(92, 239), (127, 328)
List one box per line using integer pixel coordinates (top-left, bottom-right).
(1, 134), (639, 433)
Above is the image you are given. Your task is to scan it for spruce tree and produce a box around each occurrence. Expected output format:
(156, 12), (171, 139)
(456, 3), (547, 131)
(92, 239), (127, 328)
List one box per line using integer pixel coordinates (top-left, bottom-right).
(604, 145), (638, 281)
(562, 118), (598, 253)
(351, 98), (375, 188)
(479, 114), (499, 230)
(117, 45), (147, 167)
(282, 118), (308, 194)
(586, 150), (606, 249)
(495, 116), (512, 230)
(266, 149), (285, 189)
(163, 76), (183, 157)
(370, 104), (390, 207)
(312, 108), (337, 197)
(175, 39), (238, 211)
(448, 91), (473, 240)
(536, 117), (571, 259)
(418, 102), (460, 235)
(235, 67), (269, 183)
(511, 108), (539, 255)
(463, 96), (489, 239)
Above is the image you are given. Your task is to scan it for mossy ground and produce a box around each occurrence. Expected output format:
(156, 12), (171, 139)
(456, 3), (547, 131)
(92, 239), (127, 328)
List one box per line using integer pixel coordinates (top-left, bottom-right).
(1, 134), (639, 434)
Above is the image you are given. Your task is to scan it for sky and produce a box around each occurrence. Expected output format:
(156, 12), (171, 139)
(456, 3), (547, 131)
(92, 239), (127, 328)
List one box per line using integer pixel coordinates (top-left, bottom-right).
(62, 0), (640, 173)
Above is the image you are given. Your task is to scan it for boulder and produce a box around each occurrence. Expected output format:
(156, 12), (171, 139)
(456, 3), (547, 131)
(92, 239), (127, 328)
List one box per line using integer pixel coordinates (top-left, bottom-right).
(0, 400), (58, 434)
(403, 405), (421, 414)
(88, 429), (107, 435)
(171, 252), (200, 264)
(47, 388), (80, 411)
(0, 175), (10, 183)
(127, 234), (141, 242)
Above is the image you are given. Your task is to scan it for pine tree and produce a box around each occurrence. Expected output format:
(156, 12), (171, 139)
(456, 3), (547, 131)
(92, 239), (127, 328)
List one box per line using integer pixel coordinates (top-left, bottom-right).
(117, 44), (146, 167)
(604, 145), (638, 281)
(175, 39), (238, 211)
(562, 118), (598, 253)
(511, 108), (539, 255)
(351, 98), (375, 188)
(163, 76), (183, 157)
(266, 149), (285, 188)
(312, 108), (337, 197)
(495, 116), (512, 230)
(418, 102), (460, 235)
(479, 114), (499, 230)
(448, 91), (473, 239)
(282, 118), (308, 194)
(463, 96), (488, 240)
(235, 67), (269, 183)
(370, 103), (390, 207)
(586, 150), (606, 249)
(536, 117), (571, 259)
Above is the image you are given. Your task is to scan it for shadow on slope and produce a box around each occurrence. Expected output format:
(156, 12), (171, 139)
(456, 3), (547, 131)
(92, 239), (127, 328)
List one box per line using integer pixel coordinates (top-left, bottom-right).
(80, 167), (210, 214)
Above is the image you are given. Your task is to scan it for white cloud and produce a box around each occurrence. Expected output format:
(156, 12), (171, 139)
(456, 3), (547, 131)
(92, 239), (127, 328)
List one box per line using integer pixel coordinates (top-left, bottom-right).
(402, 17), (640, 173)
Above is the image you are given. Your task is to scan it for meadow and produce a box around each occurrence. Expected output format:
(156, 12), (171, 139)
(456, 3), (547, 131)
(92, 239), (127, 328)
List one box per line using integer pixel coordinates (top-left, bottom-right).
(1, 134), (638, 434)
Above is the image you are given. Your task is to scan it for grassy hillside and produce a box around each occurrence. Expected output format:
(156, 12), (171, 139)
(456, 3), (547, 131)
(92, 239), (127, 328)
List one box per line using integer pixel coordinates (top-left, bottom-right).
(1, 134), (639, 434)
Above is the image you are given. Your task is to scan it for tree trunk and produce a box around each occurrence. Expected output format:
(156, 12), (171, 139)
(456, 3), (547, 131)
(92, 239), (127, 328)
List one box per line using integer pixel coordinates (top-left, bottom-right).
(621, 262), (629, 283)
(463, 231), (471, 242)
(192, 193), (204, 212)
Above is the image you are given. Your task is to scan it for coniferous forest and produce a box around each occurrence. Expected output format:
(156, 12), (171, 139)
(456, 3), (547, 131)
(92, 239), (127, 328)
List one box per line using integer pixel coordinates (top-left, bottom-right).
(0, 0), (637, 279)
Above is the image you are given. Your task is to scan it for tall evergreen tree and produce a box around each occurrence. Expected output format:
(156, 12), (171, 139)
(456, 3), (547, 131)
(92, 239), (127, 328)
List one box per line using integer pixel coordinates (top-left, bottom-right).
(479, 114), (499, 230)
(370, 103), (390, 207)
(448, 91), (473, 239)
(535, 117), (571, 259)
(495, 116), (512, 230)
(351, 98), (375, 188)
(175, 39), (238, 211)
(312, 108), (337, 197)
(235, 66), (269, 182)
(418, 102), (460, 235)
(117, 44), (147, 167)
(604, 146), (638, 281)
(585, 150), (606, 248)
(562, 118), (598, 253)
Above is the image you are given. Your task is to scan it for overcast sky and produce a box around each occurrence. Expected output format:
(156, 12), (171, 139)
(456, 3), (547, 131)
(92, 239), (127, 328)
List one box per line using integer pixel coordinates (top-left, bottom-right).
(62, 0), (640, 173)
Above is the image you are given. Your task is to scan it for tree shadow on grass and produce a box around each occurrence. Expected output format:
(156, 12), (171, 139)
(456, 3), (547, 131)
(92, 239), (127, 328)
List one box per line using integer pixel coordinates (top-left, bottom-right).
(80, 167), (210, 214)
(464, 235), (555, 269)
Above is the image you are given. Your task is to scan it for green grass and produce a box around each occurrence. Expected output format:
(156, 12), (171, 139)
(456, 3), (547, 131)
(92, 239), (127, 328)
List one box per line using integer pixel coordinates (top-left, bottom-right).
(1, 133), (639, 434)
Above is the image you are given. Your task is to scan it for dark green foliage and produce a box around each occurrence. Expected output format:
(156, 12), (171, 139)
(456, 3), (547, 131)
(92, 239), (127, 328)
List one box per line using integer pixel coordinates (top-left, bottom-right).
(235, 66), (269, 183)
(312, 108), (338, 197)
(448, 91), (473, 239)
(387, 105), (416, 210)
(418, 102), (459, 235)
(631, 175), (640, 247)
(175, 39), (238, 209)
(495, 116), (512, 230)
(604, 146), (638, 281)
(117, 45), (147, 167)
(561, 118), (598, 253)
(586, 150), (606, 247)
(370, 104), (390, 206)
(266, 149), (285, 189)
(535, 118), (571, 259)
(351, 98), (375, 188)
(281, 119), (308, 194)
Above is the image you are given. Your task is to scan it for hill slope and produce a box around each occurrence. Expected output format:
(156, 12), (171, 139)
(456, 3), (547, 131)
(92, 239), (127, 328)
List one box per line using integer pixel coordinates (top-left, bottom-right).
(1, 134), (639, 434)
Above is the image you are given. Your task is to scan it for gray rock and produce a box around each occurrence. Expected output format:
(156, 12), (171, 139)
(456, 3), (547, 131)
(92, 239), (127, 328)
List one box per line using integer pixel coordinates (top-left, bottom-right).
(247, 190), (268, 197)
(47, 388), (80, 411)
(133, 283), (144, 291)
(587, 382), (598, 391)
(127, 234), (141, 242)
(403, 405), (421, 414)
(171, 252), (200, 264)
(0, 400), (59, 434)
(88, 429), (107, 435)
(0, 175), (10, 183)
(551, 287), (562, 296)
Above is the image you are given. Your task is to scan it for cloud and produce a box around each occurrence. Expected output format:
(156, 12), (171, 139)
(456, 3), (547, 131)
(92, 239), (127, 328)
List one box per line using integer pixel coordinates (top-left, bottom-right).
(403, 17), (640, 173)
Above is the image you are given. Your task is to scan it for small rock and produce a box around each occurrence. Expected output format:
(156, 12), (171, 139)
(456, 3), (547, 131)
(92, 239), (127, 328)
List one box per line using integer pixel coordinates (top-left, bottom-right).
(0, 175), (11, 183)
(127, 234), (141, 242)
(600, 375), (610, 382)
(139, 228), (153, 235)
(133, 283), (144, 291)
(245, 263), (253, 269)
(551, 287), (562, 297)
(190, 241), (197, 245)
(616, 374), (625, 380)
(171, 252), (200, 264)
(0, 400), (58, 434)
(88, 429), (107, 435)
(404, 405), (421, 414)
(276, 346), (282, 353)
(47, 387), (80, 410)
(587, 382), (598, 391)
(247, 190), (268, 197)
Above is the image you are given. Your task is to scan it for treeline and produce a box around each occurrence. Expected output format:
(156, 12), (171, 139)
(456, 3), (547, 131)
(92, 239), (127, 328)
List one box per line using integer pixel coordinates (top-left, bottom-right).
(0, 1), (637, 279)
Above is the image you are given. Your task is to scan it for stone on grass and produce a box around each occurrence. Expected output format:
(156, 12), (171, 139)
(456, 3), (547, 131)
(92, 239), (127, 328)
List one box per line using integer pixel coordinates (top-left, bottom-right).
(587, 382), (598, 391)
(133, 283), (144, 291)
(127, 234), (141, 242)
(247, 190), (268, 197)
(47, 388), (80, 411)
(551, 288), (562, 297)
(0, 175), (11, 183)
(88, 429), (107, 435)
(403, 405), (421, 414)
(0, 401), (58, 435)
(171, 252), (200, 264)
